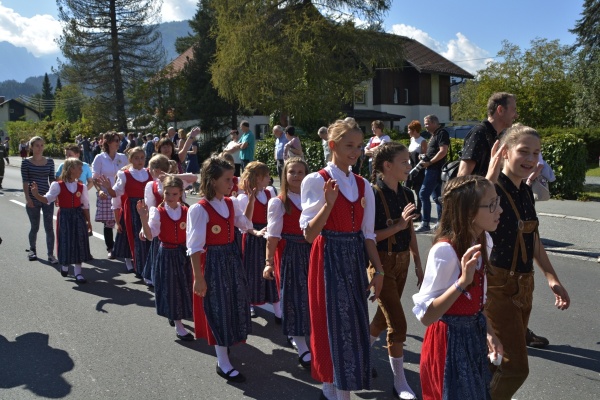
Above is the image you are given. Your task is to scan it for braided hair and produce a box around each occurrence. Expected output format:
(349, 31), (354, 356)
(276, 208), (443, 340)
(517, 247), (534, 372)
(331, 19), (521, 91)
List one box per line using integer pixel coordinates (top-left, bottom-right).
(434, 175), (494, 277)
(370, 142), (408, 183)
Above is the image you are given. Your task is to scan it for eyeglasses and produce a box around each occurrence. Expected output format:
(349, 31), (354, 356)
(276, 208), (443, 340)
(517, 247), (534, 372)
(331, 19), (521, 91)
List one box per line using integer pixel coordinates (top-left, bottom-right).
(479, 196), (500, 213)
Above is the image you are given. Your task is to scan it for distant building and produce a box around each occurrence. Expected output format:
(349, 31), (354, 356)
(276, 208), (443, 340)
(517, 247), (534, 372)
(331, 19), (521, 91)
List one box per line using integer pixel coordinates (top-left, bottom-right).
(0, 97), (41, 140)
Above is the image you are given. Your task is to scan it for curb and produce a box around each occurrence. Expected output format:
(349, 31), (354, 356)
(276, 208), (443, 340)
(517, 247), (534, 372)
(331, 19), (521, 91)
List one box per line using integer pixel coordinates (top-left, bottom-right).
(538, 212), (600, 224)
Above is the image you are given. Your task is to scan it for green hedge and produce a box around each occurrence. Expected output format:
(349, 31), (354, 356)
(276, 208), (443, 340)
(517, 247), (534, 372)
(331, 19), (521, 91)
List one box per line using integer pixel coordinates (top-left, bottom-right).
(537, 127), (600, 165)
(255, 137), (325, 176)
(541, 134), (587, 199)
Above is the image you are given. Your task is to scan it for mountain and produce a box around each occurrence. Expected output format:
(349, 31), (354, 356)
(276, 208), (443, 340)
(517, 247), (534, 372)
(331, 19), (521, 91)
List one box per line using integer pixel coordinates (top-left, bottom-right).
(0, 20), (192, 97)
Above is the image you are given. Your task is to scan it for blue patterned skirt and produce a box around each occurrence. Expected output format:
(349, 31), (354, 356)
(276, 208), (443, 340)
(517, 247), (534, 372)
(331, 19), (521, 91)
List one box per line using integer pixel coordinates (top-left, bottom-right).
(143, 237), (159, 282)
(204, 242), (251, 347)
(280, 233), (311, 337)
(57, 207), (92, 265)
(154, 244), (193, 320)
(126, 197), (150, 273)
(243, 223), (279, 305)
(322, 230), (371, 391)
(441, 313), (490, 400)
(112, 212), (131, 258)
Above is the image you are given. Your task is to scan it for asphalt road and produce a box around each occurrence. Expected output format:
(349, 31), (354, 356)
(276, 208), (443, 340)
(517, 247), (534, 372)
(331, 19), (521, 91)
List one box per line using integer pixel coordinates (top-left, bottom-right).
(0, 166), (598, 399)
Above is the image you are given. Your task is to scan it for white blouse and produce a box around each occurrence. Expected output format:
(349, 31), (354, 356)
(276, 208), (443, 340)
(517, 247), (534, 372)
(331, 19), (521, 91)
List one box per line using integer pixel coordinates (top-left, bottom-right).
(144, 180), (163, 208)
(408, 136), (426, 154)
(91, 152), (129, 185)
(147, 203), (182, 239)
(236, 187), (277, 233)
(299, 162), (376, 241)
(44, 181), (90, 209)
(111, 167), (150, 209)
(186, 196), (253, 255)
(266, 191), (301, 239)
(412, 232), (493, 322)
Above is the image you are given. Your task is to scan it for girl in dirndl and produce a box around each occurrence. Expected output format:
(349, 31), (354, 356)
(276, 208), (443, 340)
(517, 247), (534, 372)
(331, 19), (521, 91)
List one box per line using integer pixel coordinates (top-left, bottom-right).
(237, 161), (280, 320)
(187, 156), (253, 383)
(412, 175), (503, 400)
(300, 118), (384, 400)
(142, 154), (198, 287)
(98, 147), (153, 276)
(91, 131), (128, 259)
(263, 157), (312, 369)
(138, 176), (194, 341)
(30, 158), (92, 283)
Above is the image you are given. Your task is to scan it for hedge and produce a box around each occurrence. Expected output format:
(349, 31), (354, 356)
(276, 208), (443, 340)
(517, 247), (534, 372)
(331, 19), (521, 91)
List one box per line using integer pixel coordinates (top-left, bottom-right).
(541, 134), (587, 199)
(255, 137), (325, 176)
(537, 127), (600, 165)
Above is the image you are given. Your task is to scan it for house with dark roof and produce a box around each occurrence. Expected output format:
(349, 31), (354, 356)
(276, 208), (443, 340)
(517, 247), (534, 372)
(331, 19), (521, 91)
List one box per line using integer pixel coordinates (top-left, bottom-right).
(0, 97), (41, 140)
(164, 33), (473, 134)
(346, 34), (474, 132)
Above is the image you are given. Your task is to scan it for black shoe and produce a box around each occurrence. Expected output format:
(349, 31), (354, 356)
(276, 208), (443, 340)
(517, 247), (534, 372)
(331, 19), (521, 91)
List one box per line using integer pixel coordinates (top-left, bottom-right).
(60, 266), (69, 277)
(27, 250), (37, 261)
(274, 316), (282, 325)
(286, 336), (298, 350)
(526, 328), (549, 348)
(216, 365), (246, 383)
(298, 350), (311, 369)
(74, 274), (87, 284)
(250, 307), (257, 318)
(176, 332), (195, 341)
(168, 319), (175, 327)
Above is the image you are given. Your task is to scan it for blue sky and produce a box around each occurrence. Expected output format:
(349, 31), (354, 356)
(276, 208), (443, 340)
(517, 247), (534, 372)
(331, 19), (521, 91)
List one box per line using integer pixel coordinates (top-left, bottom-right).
(0, 0), (584, 78)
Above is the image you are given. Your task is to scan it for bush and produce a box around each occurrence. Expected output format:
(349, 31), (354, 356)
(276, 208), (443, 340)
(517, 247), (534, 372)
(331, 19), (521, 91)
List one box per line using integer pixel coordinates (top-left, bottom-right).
(538, 127), (600, 165)
(541, 134), (587, 199)
(255, 137), (325, 176)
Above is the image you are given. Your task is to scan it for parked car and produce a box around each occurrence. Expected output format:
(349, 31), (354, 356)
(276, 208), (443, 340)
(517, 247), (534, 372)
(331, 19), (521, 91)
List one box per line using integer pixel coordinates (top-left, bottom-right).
(444, 124), (476, 139)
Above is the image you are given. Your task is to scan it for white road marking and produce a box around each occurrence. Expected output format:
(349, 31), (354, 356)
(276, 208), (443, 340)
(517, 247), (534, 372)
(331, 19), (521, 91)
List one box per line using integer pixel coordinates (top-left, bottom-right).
(9, 199), (104, 240)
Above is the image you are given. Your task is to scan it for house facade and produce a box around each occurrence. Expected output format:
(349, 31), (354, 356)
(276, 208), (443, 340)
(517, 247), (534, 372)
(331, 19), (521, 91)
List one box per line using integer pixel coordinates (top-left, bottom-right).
(0, 97), (41, 141)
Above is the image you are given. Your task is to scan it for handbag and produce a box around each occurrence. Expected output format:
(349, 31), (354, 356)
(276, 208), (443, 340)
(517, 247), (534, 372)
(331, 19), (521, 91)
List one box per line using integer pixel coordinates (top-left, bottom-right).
(531, 177), (551, 201)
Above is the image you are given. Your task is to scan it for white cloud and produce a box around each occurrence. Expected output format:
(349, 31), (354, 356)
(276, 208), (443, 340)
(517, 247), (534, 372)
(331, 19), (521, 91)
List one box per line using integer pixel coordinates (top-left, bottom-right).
(390, 24), (492, 75)
(0, 3), (61, 56)
(160, 0), (197, 22)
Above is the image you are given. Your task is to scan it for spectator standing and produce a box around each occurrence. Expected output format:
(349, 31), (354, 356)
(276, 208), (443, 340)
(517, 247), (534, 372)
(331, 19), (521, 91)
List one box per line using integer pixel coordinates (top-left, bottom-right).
(117, 132), (128, 153)
(238, 120), (255, 172)
(21, 136), (57, 263)
(56, 144), (94, 189)
(414, 115), (450, 233)
(364, 120), (391, 175)
(223, 129), (242, 176)
(0, 140), (6, 188)
(19, 139), (29, 160)
(317, 126), (331, 166)
(166, 126), (180, 146)
(144, 134), (155, 167)
(185, 130), (201, 194)
(283, 125), (303, 161)
(458, 92), (518, 177)
(406, 120), (428, 220)
(81, 137), (92, 164)
(2, 138), (9, 165)
(273, 125), (288, 182)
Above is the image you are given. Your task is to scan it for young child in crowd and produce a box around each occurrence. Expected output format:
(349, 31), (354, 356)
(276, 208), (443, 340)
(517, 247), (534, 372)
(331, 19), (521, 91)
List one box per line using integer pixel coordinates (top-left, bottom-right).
(187, 156), (253, 382)
(484, 124), (570, 400)
(138, 176), (194, 340)
(98, 147), (153, 276)
(56, 144), (94, 189)
(263, 157), (312, 368)
(412, 175), (503, 399)
(237, 161), (280, 320)
(369, 143), (422, 399)
(31, 158), (93, 283)
(300, 118), (384, 400)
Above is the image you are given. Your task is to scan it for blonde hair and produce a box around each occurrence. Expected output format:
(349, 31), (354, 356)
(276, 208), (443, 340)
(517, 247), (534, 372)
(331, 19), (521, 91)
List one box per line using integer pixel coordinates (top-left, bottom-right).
(500, 123), (540, 149)
(168, 160), (179, 174)
(148, 154), (170, 173)
(239, 161), (270, 191)
(327, 118), (363, 143)
(220, 152), (235, 167)
(60, 157), (83, 182)
(280, 157), (309, 214)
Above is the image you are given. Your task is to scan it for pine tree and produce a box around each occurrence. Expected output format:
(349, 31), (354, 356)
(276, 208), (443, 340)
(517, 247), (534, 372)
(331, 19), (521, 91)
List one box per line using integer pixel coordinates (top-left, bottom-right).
(55, 77), (63, 94)
(57, 0), (166, 131)
(570, 0), (600, 60)
(41, 73), (54, 119)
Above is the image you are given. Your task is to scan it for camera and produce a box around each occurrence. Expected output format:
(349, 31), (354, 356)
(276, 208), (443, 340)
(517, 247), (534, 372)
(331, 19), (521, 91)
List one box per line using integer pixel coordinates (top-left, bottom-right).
(408, 161), (425, 179)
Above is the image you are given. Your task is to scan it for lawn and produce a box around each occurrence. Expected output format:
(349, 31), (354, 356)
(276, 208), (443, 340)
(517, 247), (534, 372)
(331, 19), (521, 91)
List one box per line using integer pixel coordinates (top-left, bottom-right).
(587, 165), (600, 177)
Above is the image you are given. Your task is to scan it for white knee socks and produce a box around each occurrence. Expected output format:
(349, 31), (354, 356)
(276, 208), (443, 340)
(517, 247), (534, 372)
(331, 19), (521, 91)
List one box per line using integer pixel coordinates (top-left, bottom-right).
(335, 389), (350, 400)
(292, 336), (310, 359)
(390, 356), (416, 399)
(125, 258), (134, 271)
(272, 301), (282, 318)
(74, 263), (82, 276)
(215, 345), (238, 377)
(322, 382), (336, 400)
(174, 320), (188, 336)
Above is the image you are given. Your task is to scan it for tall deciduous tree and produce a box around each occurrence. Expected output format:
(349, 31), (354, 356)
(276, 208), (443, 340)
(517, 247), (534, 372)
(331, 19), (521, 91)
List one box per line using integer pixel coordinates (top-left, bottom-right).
(452, 39), (574, 128)
(210, 0), (403, 125)
(56, 0), (166, 131)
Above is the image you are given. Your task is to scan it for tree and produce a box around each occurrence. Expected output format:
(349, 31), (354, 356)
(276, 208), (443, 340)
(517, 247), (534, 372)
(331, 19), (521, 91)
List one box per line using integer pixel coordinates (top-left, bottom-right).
(452, 39), (574, 128)
(209, 0), (403, 126)
(52, 84), (85, 123)
(56, 0), (166, 131)
(41, 73), (54, 118)
(55, 77), (63, 94)
(570, 0), (600, 60)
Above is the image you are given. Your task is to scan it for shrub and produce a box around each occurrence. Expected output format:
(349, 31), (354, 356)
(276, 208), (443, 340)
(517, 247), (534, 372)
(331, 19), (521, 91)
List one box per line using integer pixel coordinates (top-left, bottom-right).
(538, 127), (600, 165)
(255, 137), (325, 177)
(541, 134), (587, 199)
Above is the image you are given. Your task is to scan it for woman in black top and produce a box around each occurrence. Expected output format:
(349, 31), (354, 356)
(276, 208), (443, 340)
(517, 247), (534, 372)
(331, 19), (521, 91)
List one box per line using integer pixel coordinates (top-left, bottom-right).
(21, 136), (57, 263)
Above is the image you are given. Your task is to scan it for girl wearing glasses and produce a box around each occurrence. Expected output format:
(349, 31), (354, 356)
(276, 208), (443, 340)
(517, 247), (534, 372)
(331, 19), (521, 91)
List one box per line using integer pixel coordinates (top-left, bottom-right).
(484, 125), (570, 400)
(413, 175), (503, 400)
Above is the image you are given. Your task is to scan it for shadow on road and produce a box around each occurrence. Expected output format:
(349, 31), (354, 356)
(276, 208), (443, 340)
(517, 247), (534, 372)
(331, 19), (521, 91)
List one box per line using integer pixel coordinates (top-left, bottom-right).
(0, 333), (73, 398)
(70, 257), (156, 312)
(528, 344), (600, 373)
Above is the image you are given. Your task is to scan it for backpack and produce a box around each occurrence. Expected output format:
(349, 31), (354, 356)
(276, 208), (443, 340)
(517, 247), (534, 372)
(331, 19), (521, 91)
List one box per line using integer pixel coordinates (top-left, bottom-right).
(441, 159), (460, 183)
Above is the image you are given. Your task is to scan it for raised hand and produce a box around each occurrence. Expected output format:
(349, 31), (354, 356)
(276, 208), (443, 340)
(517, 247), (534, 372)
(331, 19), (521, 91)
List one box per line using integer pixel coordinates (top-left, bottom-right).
(323, 178), (339, 206)
(459, 244), (482, 287)
(95, 175), (112, 190)
(397, 203), (418, 230)
(485, 140), (506, 184)
(136, 200), (149, 219)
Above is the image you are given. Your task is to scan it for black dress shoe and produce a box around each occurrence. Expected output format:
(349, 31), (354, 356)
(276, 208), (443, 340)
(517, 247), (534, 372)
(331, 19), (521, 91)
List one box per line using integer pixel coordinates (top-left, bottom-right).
(176, 332), (195, 341)
(286, 336), (298, 350)
(60, 266), (69, 277)
(216, 365), (246, 383)
(299, 350), (311, 369)
(250, 307), (257, 318)
(526, 328), (549, 348)
(168, 319), (175, 327)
